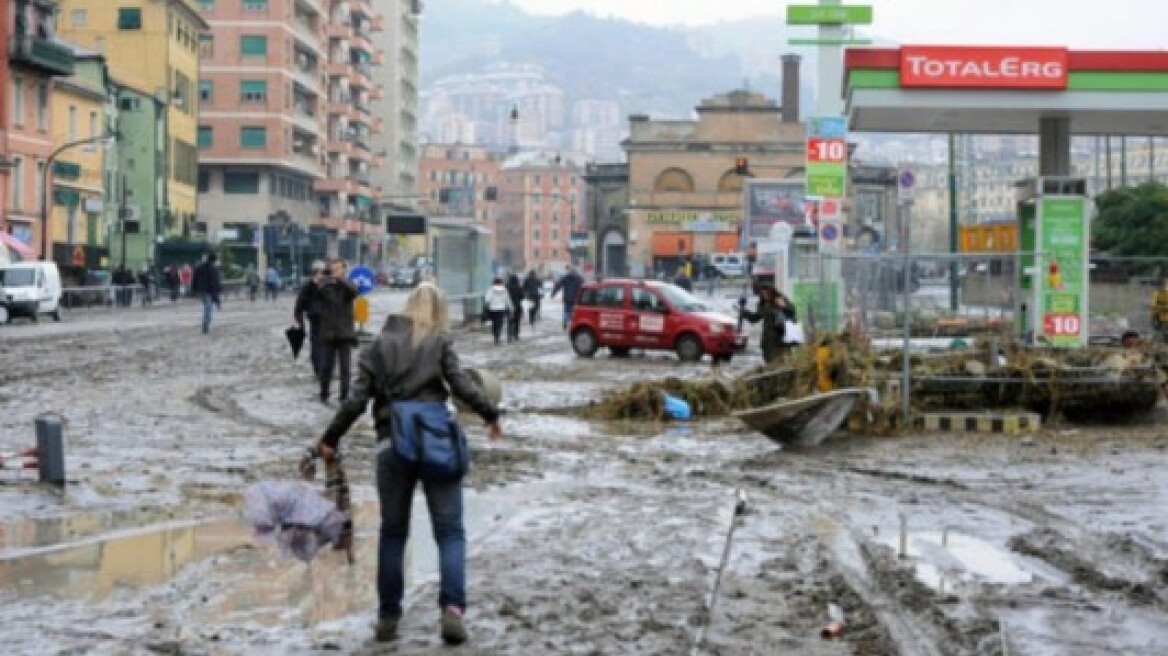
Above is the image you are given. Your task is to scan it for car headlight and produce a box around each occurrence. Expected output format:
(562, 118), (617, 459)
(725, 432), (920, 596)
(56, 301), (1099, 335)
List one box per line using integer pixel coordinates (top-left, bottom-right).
(708, 323), (726, 335)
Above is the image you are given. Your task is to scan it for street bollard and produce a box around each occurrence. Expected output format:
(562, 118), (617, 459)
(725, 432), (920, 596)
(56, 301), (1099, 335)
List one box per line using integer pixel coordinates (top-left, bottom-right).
(34, 413), (67, 487)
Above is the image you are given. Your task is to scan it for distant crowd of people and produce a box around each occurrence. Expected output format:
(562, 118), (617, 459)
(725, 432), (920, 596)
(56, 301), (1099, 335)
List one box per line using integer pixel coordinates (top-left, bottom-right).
(482, 267), (583, 344)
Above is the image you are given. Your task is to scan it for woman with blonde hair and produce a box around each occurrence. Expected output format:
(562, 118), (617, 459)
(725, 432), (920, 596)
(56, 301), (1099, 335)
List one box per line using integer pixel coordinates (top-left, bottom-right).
(312, 282), (502, 645)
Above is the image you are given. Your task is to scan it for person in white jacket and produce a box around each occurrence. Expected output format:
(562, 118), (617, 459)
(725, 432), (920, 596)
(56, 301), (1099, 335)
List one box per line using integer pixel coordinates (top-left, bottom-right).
(483, 278), (512, 345)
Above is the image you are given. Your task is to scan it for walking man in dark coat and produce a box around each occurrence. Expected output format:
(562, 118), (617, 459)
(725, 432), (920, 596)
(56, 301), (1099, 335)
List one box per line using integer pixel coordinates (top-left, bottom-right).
(316, 259), (358, 403)
(294, 260), (328, 377)
(551, 266), (583, 330)
(505, 273), (524, 342)
(522, 270), (542, 326)
(191, 252), (222, 334)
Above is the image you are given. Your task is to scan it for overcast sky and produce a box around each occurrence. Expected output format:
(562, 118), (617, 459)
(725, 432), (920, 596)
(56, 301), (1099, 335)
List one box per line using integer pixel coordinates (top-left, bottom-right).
(502, 0), (1168, 49)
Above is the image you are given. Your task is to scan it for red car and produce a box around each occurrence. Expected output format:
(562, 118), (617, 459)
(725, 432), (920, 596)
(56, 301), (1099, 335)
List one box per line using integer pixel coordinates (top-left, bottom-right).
(568, 279), (746, 363)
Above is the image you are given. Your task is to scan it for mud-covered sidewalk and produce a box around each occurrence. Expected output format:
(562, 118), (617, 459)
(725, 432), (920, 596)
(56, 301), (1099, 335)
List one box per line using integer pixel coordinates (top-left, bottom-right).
(0, 292), (1165, 655)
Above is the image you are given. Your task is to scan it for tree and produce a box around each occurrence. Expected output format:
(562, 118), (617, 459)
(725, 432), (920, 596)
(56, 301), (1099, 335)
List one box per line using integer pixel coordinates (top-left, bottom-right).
(1093, 182), (1168, 259)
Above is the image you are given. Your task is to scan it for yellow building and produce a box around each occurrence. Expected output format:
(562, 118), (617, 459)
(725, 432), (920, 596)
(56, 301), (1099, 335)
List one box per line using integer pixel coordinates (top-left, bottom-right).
(56, 0), (206, 237)
(49, 51), (108, 268)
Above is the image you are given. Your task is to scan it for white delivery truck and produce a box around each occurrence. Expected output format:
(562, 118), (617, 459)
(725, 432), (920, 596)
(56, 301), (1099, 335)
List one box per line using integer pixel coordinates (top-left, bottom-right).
(0, 261), (63, 323)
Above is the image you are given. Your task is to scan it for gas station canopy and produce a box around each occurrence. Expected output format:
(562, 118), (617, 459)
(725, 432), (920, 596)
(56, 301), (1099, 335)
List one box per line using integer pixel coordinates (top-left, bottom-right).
(844, 47), (1168, 135)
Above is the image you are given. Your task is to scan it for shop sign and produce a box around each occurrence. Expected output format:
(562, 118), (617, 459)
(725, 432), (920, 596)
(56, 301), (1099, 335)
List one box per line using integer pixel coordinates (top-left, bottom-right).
(1038, 196), (1088, 347)
(900, 46), (1069, 89)
(645, 210), (740, 224)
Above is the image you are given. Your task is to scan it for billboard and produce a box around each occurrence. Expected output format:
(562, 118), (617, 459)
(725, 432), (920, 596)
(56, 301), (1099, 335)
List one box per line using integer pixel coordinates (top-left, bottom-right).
(742, 179), (807, 248)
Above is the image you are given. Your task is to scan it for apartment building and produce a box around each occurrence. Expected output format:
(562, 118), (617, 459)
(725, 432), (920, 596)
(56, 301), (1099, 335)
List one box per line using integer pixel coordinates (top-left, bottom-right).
(57, 0), (207, 264)
(371, 0), (421, 207)
(417, 143), (503, 254)
(4, 0), (76, 258)
(495, 151), (584, 275)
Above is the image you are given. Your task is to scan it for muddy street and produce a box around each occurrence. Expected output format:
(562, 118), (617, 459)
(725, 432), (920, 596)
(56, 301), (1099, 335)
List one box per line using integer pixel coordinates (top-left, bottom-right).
(1, 293), (1165, 655)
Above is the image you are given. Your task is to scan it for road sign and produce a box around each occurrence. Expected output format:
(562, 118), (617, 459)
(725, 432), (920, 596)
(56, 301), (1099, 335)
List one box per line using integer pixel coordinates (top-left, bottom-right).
(348, 265), (376, 295)
(897, 168), (916, 204)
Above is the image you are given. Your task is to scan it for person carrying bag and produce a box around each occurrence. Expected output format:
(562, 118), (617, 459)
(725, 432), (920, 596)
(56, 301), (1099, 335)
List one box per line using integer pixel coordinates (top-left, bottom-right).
(312, 283), (502, 646)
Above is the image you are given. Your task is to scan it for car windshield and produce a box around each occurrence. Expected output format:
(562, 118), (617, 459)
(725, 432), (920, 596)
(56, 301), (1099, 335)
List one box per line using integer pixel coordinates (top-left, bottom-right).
(650, 282), (709, 312)
(0, 269), (35, 287)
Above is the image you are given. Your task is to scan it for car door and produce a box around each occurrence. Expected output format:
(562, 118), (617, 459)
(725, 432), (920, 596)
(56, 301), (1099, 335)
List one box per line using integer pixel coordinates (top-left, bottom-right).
(594, 282), (629, 347)
(630, 286), (669, 349)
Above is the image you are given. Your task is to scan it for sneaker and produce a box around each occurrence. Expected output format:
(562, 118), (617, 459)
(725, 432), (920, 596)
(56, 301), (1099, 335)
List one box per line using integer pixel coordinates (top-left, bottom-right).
(374, 616), (399, 642)
(440, 606), (467, 646)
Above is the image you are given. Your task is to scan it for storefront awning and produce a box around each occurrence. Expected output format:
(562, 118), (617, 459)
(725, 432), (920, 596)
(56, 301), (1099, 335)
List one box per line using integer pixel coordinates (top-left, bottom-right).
(1, 232), (37, 261)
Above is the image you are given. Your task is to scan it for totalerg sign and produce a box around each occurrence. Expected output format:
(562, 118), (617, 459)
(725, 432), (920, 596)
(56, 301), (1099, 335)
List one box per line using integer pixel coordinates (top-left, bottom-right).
(900, 46), (1069, 89)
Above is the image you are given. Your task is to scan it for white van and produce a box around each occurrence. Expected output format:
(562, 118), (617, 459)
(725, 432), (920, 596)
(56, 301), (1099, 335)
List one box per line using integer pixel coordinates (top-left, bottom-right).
(0, 261), (63, 323)
(710, 253), (746, 278)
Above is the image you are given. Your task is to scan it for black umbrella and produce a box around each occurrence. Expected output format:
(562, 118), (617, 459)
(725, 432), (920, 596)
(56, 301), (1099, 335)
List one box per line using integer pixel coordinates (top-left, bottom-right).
(285, 325), (306, 359)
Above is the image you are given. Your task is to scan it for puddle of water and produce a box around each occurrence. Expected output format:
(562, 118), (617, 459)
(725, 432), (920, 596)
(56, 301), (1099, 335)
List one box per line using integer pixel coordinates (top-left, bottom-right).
(0, 507), (188, 553)
(889, 531), (1035, 591)
(0, 484), (534, 626)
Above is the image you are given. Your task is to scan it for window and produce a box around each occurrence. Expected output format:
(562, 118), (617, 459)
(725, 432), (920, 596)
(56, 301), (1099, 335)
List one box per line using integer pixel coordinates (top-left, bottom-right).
(533, 248), (541, 259)
(68, 106), (78, 140)
(552, 229), (559, 240)
(87, 110), (98, 141)
(118, 8), (142, 30)
(173, 139), (197, 185)
(119, 96), (140, 112)
(240, 35), (268, 56)
(174, 71), (193, 114)
(36, 83), (48, 130)
(197, 0), (213, 10)
(632, 288), (666, 313)
(224, 172), (260, 194)
(199, 34), (213, 58)
(199, 80), (212, 103)
(240, 80), (267, 102)
(9, 158), (23, 209)
(534, 212), (541, 222)
(597, 284), (625, 309)
(534, 175), (541, 185)
(35, 162), (44, 214)
(197, 169), (210, 192)
(533, 229), (541, 240)
(577, 287), (598, 307)
(553, 175), (560, 185)
(240, 126), (267, 148)
(197, 126), (213, 148)
(71, 9), (87, 27)
(242, 0), (268, 10)
(552, 249), (559, 258)
(11, 76), (23, 126)
(533, 193), (542, 205)
(552, 213), (559, 223)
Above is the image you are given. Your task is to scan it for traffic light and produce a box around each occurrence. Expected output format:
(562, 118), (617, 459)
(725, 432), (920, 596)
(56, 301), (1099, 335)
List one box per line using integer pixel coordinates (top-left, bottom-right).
(734, 157), (750, 176)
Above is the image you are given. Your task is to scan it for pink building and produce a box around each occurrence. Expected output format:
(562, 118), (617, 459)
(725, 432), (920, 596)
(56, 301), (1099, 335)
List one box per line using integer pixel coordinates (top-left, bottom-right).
(495, 152), (585, 275)
(3, 0), (75, 258)
(198, 0), (386, 268)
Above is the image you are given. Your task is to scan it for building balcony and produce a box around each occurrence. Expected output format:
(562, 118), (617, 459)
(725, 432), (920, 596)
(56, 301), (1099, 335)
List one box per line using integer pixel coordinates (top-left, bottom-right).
(350, 0), (374, 20)
(293, 108), (319, 133)
(293, 20), (321, 51)
(325, 23), (350, 41)
(371, 15), (386, 32)
(327, 97), (350, 116)
(351, 32), (374, 55)
(324, 60), (349, 78)
(296, 0), (323, 16)
(315, 177), (348, 194)
(293, 67), (322, 95)
(289, 152), (323, 175)
(348, 66), (372, 89)
(9, 34), (75, 77)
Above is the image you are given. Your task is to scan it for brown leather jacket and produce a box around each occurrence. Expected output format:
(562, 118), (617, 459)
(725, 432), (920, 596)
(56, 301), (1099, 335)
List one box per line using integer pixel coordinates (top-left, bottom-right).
(322, 316), (499, 447)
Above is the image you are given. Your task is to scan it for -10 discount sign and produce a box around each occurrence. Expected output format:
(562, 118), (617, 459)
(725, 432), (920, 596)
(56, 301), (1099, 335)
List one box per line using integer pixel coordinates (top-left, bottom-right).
(806, 136), (848, 197)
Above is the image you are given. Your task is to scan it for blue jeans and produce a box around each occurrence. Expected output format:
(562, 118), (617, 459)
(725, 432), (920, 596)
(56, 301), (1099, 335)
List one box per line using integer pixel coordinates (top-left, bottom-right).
(563, 304), (575, 329)
(201, 295), (214, 333)
(376, 446), (466, 618)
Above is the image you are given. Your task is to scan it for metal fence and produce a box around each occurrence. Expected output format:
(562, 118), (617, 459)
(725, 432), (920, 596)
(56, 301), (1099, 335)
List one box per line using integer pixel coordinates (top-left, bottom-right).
(58, 279), (253, 312)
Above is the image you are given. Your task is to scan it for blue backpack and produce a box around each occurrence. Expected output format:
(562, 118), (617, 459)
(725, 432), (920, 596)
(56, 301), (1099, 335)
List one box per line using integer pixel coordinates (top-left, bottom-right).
(389, 401), (470, 481)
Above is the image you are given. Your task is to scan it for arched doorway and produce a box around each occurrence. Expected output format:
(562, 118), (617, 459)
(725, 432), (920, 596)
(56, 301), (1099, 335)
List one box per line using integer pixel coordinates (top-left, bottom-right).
(599, 227), (628, 278)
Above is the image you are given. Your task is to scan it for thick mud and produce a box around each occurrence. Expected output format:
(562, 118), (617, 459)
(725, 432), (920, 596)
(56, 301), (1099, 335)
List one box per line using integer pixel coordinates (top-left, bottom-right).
(1, 291), (1166, 655)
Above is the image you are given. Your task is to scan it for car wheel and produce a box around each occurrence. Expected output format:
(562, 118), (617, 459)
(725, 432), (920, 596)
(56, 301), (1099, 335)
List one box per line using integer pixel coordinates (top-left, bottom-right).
(52, 308), (62, 322)
(571, 327), (599, 358)
(675, 334), (704, 362)
(610, 346), (631, 358)
(0, 305), (7, 325)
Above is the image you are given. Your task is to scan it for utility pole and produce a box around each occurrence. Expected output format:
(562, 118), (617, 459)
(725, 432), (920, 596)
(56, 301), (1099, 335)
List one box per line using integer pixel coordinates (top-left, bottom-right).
(948, 132), (958, 312)
(119, 174), (129, 268)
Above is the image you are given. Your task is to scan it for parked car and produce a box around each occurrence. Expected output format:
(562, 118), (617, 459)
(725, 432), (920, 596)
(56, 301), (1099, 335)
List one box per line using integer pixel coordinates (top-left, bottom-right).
(390, 267), (417, 289)
(568, 279), (746, 363)
(0, 261), (63, 322)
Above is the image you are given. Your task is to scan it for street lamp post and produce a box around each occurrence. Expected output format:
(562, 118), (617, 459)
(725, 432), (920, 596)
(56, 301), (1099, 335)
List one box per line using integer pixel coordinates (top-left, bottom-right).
(40, 132), (118, 260)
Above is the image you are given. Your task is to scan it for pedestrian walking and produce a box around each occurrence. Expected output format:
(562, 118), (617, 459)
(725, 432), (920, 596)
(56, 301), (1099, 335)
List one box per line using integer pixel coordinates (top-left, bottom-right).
(551, 266), (583, 330)
(673, 267), (693, 293)
(739, 285), (797, 363)
(138, 266), (154, 307)
(316, 259), (358, 403)
(244, 265), (260, 302)
(482, 277), (512, 345)
(311, 282), (502, 646)
(294, 260), (327, 378)
(191, 252), (222, 334)
(522, 270), (542, 326)
(504, 273), (523, 342)
(165, 265), (180, 302)
(265, 265), (281, 301)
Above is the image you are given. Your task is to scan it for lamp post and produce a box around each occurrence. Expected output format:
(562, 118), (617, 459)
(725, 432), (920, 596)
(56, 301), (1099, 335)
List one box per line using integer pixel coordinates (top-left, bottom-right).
(40, 132), (118, 260)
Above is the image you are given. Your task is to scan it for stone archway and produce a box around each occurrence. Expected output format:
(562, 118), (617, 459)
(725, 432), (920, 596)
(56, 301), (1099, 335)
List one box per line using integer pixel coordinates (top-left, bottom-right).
(654, 167), (696, 193)
(598, 226), (628, 278)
